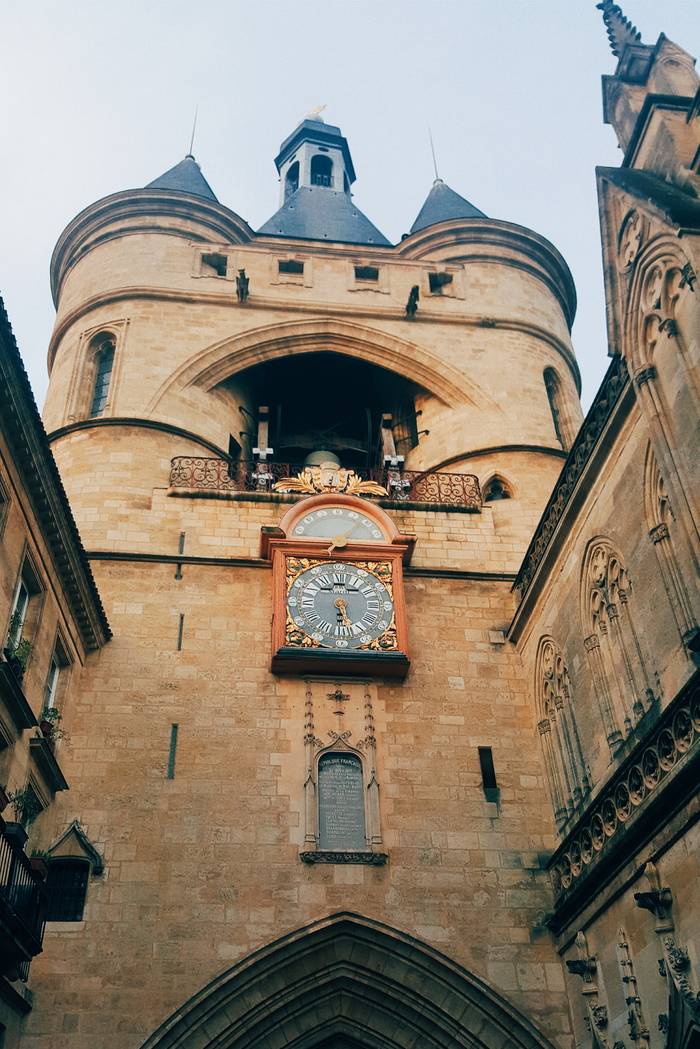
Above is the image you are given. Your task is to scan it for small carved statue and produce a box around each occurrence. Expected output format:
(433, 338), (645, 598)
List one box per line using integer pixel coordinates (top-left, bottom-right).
(236, 269), (250, 303)
(405, 285), (419, 319)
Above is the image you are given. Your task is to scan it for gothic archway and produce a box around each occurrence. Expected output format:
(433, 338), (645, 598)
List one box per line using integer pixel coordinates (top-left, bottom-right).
(139, 913), (559, 1049)
(144, 318), (492, 415)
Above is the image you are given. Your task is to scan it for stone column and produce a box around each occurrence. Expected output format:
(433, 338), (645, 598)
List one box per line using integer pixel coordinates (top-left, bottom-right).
(584, 634), (623, 752)
(649, 523), (699, 651)
(634, 366), (699, 562)
(538, 718), (567, 827)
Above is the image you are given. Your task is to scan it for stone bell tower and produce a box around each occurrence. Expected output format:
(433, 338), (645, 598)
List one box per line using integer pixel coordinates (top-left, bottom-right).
(31, 108), (584, 1049)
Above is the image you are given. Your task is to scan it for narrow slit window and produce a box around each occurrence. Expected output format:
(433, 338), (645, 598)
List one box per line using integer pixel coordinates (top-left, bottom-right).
(544, 368), (567, 449)
(354, 266), (379, 282)
(278, 259), (304, 275)
(478, 747), (499, 802)
(89, 339), (115, 418)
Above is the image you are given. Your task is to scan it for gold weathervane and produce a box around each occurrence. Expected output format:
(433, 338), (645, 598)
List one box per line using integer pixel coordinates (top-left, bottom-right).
(305, 104), (327, 120)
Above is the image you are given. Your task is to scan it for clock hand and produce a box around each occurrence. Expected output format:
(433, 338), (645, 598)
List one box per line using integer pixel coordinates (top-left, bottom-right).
(327, 526), (356, 553)
(334, 598), (352, 627)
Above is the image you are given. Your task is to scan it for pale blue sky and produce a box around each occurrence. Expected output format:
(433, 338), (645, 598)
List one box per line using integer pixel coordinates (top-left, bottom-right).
(1, 1), (698, 409)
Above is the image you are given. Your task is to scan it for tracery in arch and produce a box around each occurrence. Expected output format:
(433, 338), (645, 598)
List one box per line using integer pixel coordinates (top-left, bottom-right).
(628, 245), (700, 410)
(644, 444), (699, 653)
(535, 637), (590, 830)
(581, 539), (656, 752)
(482, 474), (513, 502)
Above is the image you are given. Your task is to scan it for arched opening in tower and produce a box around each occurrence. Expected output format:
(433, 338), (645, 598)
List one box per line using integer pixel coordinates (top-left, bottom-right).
(284, 160), (300, 200)
(220, 352), (424, 471)
(310, 154), (333, 187)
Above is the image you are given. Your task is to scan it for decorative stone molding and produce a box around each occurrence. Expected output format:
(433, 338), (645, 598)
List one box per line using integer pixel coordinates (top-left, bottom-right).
(649, 523), (670, 544)
(299, 850), (388, 865)
(616, 929), (650, 1047)
(679, 262), (696, 291)
(566, 931), (610, 1049)
(549, 680), (699, 905)
(633, 862), (700, 1017)
(514, 356), (629, 599)
(536, 636), (590, 826)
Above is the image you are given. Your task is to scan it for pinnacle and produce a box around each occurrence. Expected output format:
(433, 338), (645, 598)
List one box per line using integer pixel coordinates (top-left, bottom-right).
(596, 0), (642, 58)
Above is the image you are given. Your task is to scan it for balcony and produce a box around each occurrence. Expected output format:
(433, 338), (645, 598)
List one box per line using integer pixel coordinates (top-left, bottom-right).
(0, 817), (47, 981)
(168, 458), (482, 511)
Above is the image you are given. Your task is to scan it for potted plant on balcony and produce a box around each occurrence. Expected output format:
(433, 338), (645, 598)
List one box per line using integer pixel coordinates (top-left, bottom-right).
(39, 706), (69, 745)
(5, 788), (43, 848)
(3, 609), (32, 682)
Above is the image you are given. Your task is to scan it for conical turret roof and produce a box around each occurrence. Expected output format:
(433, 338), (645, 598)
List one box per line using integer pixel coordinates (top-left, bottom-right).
(145, 155), (218, 202)
(409, 179), (485, 234)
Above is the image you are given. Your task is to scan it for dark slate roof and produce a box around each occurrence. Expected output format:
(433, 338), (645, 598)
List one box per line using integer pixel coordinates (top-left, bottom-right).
(257, 186), (391, 246)
(0, 296), (111, 650)
(409, 179), (486, 234)
(145, 155), (219, 202)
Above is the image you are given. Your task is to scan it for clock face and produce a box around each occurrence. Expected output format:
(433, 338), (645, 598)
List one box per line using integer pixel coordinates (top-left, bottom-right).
(288, 561), (394, 649)
(291, 506), (384, 542)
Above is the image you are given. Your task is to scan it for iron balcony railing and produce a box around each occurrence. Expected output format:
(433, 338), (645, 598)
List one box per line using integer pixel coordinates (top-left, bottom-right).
(169, 458), (482, 510)
(0, 817), (47, 980)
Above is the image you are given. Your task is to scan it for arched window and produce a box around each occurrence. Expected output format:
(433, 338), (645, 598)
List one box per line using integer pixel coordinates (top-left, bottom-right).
(544, 368), (570, 450)
(310, 154), (333, 188)
(284, 161), (299, 201)
(483, 476), (512, 502)
(535, 638), (589, 830)
(644, 444), (698, 651)
(45, 858), (90, 921)
(89, 335), (115, 417)
(581, 539), (656, 752)
(317, 752), (366, 851)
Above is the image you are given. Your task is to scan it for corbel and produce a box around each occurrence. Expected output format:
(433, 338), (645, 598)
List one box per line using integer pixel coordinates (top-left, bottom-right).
(567, 931), (610, 1049)
(634, 861), (700, 1016)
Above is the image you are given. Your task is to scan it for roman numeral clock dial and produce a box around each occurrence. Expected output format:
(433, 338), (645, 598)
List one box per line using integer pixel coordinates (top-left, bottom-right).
(288, 562), (394, 649)
(268, 496), (411, 678)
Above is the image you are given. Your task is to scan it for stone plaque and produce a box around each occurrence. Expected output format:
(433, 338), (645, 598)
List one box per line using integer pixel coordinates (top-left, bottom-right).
(318, 753), (366, 851)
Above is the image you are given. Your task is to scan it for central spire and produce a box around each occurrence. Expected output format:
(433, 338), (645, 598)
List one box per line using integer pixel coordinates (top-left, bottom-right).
(257, 114), (390, 246)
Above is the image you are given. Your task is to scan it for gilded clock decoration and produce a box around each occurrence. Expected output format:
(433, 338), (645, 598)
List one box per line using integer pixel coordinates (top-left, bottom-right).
(273, 463), (387, 497)
(285, 558), (397, 651)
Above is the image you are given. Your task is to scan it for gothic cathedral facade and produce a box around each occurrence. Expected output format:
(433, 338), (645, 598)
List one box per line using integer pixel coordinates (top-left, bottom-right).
(0, 4), (698, 1049)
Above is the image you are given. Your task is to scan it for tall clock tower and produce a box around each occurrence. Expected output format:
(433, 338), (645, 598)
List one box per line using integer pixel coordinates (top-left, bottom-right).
(34, 109), (582, 1049)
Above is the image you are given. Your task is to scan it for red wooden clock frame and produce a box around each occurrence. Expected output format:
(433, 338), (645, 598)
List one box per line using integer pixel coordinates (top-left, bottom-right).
(261, 494), (413, 679)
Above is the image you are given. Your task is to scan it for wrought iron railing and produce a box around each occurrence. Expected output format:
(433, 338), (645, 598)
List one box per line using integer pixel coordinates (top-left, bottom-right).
(169, 458), (482, 510)
(0, 817), (46, 979)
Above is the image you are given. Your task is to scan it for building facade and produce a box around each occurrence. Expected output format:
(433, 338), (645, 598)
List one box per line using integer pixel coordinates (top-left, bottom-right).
(0, 4), (698, 1049)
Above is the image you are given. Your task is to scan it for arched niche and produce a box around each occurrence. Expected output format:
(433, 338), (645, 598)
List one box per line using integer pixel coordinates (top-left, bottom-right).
(138, 912), (561, 1049)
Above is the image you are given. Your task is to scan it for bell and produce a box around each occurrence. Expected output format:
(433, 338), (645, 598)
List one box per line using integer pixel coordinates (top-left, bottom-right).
(303, 451), (341, 468)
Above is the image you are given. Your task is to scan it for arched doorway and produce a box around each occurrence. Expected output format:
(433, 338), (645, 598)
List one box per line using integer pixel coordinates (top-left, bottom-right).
(139, 913), (559, 1049)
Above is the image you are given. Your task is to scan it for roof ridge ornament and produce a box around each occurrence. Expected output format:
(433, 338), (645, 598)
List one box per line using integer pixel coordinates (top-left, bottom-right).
(596, 0), (642, 58)
(305, 104), (327, 123)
